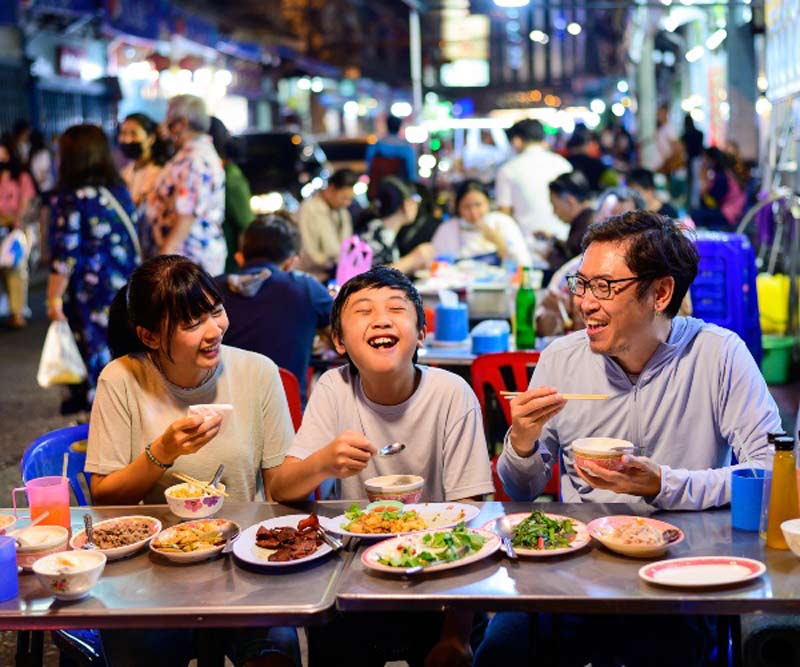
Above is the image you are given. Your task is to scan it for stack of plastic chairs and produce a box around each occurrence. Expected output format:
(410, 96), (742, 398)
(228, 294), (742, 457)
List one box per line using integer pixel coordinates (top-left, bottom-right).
(690, 231), (763, 365)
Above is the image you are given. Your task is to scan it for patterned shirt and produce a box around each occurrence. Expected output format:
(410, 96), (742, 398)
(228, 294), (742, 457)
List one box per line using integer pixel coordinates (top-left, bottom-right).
(148, 134), (226, 275)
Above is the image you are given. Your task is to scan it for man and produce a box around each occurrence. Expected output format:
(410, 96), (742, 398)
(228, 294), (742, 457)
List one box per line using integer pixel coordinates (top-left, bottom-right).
(495, 119), (572, 249)
(547, 171), (594, 271)
(365, 114), (416, 198)
(216, 214), (333, 401)
(148, 94), (227, 276)
(627, 167), (679, 218)
(476, 210), (782, 666)
(565, 126), (609, 192)
(296, 169), (358, 282)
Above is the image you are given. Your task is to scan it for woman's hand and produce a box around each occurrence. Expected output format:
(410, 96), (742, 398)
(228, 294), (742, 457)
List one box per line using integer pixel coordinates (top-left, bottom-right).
(151, 414), (222, 466)
(47, 299), (67, 322)
(508, 386), (567, 457)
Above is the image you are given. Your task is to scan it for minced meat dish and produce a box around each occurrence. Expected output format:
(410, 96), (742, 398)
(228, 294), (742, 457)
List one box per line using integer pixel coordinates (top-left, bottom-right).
(92, 519), (155, 548)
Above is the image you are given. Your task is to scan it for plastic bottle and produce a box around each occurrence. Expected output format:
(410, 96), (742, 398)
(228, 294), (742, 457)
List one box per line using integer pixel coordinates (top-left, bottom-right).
(515, 267), (537, 350)
(765, 435), (799, 549)
(758, 433), (784, 541)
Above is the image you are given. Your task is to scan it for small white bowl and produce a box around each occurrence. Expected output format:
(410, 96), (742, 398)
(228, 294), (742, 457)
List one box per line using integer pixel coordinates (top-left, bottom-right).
(572, 437), (636, 472)
(165, 482), (226, 519)
(780, 518), (800, 557)
(69, 515), (161, 561)
(15, 525), (69, 571)
(364, 475), (425, 504)
(33, 550), (106, 601)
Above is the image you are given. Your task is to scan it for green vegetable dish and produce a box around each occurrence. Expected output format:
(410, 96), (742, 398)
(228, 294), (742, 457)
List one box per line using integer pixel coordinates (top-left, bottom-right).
(512, 511), (576, 550)
(376, 522), (487, 568)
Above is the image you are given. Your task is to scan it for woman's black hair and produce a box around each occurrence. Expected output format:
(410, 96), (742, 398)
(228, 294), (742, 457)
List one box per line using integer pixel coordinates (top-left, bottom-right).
(373, 176), (415, 219)
(548, 171), (591, 202)
(0, 135), (24, 180)
(57, 124), (124, 191)
(330, 265), (426, 375)
(122, 113), (170, 166)
(453, 179), (489, 213)
(107, 255), (223, 360)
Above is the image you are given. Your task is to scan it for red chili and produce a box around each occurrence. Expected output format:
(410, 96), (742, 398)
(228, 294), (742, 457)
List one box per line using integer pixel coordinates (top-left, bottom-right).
(537, 536), (544, 550)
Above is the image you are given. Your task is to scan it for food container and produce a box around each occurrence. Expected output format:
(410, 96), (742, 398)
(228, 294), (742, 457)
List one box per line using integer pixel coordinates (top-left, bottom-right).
(471, 320), (510, 355)
(165, 482), (226, 519)
(434, 303), (469, 343)
(572, 437), (636, 472)
(33, 550), (106, 601)
(364, 475), (424, 504)
(15, 525), (69, 571)
(0, 514), (16, 535)
(780, 518), (800, 558)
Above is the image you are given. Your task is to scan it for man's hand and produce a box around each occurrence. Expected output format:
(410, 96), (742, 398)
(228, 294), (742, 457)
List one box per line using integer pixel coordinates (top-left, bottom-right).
(319, 431), (376, 478)
(508, 387), (567, 457)
(575, 454), (662, 497)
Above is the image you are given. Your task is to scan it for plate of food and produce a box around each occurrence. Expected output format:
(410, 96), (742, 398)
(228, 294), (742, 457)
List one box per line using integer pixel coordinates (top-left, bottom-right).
(150, 519), (240, 563)
(483, 510), (590, 557)
(587, 515), (684, 558)
(321, 502), (481, 538)
(362, 523), (500, 575)
(639, 556), (766, 588)
(233, 514), (333, 567)
(70, 515), (162, 561)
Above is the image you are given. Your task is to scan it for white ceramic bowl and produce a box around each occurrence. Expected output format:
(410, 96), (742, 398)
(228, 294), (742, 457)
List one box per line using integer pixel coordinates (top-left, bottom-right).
(69, 515), (161, 561)
(33, 550), (106, 601)
(572, 437), (636, 472)
(0, 514), (16, 535)
(364, 475), (425, 504)
(165, 482), (226, 519)
(780, 518), (800, 557)
(15, 525), (69, 571)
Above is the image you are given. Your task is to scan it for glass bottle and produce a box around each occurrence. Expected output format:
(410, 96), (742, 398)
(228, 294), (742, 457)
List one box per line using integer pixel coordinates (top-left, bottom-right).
(515, 266), (536, 350)
(758, 433), (785, 541)
(765, 435), (799, 549)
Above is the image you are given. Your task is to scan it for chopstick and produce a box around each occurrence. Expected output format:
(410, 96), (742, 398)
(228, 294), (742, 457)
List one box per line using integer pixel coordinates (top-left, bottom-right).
(500, 391), (609, 401)
(171, 472), (230, 498)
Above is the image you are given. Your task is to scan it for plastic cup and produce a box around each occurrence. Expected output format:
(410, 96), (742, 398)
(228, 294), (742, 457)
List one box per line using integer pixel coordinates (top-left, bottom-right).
(0, 536), (19, 602)
(12, 476), (71, 530)
(732, 468), (766, 531)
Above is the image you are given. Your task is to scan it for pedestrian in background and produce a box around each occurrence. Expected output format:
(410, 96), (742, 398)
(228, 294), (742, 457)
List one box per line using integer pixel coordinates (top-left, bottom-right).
(47, 124), (140, 415)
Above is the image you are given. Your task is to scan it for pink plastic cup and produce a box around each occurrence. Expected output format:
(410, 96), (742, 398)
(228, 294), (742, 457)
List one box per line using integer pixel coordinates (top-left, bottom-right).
(12, 476), (71, 530)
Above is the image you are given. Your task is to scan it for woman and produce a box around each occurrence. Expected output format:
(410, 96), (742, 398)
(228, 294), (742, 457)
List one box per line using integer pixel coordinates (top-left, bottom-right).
(0, 137), (36, 328)
(119, 113), (166, 257)
(692, 147), (745, 231)
(432, 179), (531, 267)
(47, 124), (140, 414)
(87, 255), (299, 667)
(360, 176), (434, 274)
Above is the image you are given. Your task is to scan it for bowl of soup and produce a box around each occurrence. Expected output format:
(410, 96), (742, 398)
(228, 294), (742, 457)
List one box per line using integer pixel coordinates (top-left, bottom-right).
(33, 550), (106, 601)
(572, 437), (636, 473)
(165, 482), (225, 519)
(15, 525), (69, 571)
(364, 475), (424, 504)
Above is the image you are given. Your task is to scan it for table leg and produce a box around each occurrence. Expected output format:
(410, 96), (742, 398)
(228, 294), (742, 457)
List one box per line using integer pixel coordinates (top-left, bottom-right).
(196, 628), (226, 667)
(15, 630), (44, 667)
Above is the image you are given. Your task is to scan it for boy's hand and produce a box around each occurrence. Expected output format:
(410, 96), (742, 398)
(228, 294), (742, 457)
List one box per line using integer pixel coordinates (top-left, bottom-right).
(508, 386), (566, 457)
(320, 431), (376, 478)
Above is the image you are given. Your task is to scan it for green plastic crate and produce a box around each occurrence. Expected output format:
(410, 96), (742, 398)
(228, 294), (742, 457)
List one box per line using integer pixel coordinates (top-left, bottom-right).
(760, 335), (796, 385)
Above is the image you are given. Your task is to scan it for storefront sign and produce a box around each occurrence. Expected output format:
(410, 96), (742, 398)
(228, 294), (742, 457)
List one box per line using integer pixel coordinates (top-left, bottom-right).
(765, 0), (800, 100)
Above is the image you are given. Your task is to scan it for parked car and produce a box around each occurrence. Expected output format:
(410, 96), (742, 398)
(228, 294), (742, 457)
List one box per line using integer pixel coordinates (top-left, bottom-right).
(232, 131), (330, 214)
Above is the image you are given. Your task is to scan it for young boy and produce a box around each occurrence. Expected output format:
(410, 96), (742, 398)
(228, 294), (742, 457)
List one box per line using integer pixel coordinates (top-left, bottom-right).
(270, 265), (493, 503)
(270, 266), (494, 667)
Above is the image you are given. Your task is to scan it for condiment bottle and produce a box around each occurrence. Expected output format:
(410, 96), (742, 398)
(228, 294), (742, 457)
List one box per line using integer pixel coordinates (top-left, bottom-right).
(759, 433), (784, 541)
(515, 266), (537, 350)
(765, 435), (799, 549)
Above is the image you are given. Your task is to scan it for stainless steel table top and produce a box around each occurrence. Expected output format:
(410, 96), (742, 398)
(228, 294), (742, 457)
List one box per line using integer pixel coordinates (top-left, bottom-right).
(1, 503), (352, 630)
(335, 502), (800, 615)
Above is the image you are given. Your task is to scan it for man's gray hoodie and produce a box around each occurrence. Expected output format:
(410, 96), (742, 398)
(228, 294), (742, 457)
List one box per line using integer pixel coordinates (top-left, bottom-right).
(498, 317), (782, 510)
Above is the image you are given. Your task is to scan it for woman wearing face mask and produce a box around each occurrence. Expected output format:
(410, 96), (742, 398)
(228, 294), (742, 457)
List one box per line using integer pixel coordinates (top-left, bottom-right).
(119, 113), (167, 257)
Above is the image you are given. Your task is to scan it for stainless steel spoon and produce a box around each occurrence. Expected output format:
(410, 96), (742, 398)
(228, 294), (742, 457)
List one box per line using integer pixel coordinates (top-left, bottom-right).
(662, 529), (682, 544)
(209, 464), (225, 489)
(378, 442), (406, 456)
(494, 516), (518, 559)
(82, 513), (97, 550)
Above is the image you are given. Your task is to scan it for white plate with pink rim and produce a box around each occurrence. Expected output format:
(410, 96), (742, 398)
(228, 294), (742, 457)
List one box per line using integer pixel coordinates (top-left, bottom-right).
(361, 527), (501, 575)
(70, 515), (162, 561)
(638, 556), (767, 588)
(482, 512), (591, 557)
(321, 502), (481, 539)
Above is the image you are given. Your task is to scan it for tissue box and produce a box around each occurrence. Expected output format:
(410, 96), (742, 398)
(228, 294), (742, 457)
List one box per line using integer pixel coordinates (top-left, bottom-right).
(471, 320), (510, 354)
(435, 303), (469, 342)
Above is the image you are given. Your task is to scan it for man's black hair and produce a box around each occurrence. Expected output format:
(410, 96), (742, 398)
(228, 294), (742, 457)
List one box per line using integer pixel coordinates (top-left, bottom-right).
(507, 119), (544, 144)
(549, 171), (591, 202)
(386, 115), (402, 135)
(329, 168), (359, 190)
(627, 168), (657, 192)
(241, 214), (299, 264)
(581, 210), (699, 318)
(330, 266), (426, 374)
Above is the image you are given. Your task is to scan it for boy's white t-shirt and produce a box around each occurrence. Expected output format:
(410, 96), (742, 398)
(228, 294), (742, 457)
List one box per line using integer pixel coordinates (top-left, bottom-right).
(287, 365), (494, 501)
(86, 346), (294, 503)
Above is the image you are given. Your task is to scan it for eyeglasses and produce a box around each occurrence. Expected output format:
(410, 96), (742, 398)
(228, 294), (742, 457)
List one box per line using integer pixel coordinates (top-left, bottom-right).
(566, 274), (645, 300)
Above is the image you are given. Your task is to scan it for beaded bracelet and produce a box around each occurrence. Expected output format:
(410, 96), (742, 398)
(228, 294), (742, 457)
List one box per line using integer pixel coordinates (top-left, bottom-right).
(145, 442), (171, 470)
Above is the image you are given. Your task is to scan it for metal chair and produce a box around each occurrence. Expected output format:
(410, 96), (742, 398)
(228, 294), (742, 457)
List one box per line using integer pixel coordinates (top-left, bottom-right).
(470, 351), (560, 500)
(21, 423), (92, 506)
(20, 424), (106, 666)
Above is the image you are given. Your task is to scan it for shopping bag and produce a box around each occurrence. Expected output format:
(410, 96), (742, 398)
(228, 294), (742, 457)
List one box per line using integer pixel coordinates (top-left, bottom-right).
(36, 321), (88, 387)
(335, 235), (373, 286)
(0, 229), (29, 269)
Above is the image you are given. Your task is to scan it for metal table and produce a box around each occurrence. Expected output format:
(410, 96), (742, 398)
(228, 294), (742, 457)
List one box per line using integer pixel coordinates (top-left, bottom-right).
(335, 501), (800, 616)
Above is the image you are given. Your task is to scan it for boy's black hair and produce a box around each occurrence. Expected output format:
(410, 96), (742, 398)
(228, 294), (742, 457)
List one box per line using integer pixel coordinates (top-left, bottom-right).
(330, 266), (426, 374)
(241, 214), (299, 264)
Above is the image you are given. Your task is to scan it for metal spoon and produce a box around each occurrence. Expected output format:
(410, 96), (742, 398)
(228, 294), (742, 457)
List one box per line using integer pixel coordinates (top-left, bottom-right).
(662, 529), (682, 544)
(378, 442), (406, 457)
(209, 464), (225, 490)
(494, 516), (518, 559)
(82, 514), (97, 550)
